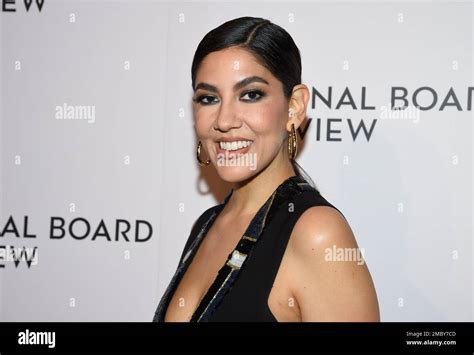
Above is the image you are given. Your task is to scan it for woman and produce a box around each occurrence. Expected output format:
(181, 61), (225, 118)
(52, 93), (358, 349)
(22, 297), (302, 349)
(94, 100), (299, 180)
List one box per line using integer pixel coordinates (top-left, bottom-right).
(153, 16), (380, 322)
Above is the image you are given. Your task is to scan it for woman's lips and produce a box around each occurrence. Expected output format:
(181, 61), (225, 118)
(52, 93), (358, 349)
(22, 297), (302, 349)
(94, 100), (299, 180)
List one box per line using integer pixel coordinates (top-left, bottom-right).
(215, 141), (253, 158)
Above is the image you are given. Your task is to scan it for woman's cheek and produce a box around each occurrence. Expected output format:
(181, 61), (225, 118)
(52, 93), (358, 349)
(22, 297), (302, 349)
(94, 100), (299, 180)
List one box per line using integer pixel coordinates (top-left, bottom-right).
(193, 112), (214, 138)
(248, 111), (284, 136)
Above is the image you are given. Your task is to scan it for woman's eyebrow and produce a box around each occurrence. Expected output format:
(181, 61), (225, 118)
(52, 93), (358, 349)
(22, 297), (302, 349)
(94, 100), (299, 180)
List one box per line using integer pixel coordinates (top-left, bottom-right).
(194, 76), (270, 93)
(234, 76), (270, 90)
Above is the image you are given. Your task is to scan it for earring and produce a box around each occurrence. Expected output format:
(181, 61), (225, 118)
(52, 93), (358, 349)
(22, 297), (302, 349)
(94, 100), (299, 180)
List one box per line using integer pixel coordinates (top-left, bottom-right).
(288, 123), (298, 159)
(196, 141), (210, 166)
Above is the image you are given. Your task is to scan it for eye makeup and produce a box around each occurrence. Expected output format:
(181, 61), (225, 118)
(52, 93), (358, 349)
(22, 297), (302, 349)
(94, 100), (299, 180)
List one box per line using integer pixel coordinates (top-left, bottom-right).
(193, 88), (267, 105)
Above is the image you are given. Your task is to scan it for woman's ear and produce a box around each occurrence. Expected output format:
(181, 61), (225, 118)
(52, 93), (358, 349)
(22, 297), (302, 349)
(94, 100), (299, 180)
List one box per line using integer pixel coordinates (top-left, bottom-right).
(286, 84), (310, 132)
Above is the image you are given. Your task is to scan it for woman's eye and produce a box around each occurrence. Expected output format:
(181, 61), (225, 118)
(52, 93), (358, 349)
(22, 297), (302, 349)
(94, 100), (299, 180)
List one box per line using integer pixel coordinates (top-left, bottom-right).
(194, 90), (265, 105)
(241, 89), (265, 102)
(195, 95), (219, 105)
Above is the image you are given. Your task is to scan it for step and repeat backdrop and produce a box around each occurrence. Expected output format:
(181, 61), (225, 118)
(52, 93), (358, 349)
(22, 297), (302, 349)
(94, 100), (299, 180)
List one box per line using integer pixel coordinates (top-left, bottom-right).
(0, 0), (472, 321)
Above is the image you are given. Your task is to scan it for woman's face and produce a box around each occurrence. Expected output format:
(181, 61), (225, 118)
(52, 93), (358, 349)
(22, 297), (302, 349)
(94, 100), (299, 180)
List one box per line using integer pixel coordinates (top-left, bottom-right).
(193, 46), (290, 183)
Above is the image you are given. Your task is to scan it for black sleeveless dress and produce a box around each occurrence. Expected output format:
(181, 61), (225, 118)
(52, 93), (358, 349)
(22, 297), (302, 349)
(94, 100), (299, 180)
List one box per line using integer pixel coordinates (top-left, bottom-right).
(152, 175), (344, 322)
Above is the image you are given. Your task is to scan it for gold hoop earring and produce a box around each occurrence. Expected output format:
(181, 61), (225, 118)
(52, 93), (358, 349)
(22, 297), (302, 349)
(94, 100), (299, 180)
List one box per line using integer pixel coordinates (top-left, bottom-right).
(288, 123), (298, 159)
(196, 141), (210, 166)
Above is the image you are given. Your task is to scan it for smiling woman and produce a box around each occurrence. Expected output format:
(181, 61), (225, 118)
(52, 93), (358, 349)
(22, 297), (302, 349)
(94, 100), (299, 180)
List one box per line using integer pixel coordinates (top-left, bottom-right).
(152, 16), (380, 322)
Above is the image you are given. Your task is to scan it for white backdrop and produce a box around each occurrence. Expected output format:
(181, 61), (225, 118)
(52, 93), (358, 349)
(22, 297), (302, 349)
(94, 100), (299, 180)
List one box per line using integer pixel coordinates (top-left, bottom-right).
(0, 0), (472, 321)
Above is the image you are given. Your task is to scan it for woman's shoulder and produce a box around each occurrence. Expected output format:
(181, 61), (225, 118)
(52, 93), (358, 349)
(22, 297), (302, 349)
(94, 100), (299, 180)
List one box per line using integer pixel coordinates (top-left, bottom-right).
(285, 202), (380, 321)
(288, 185), (354, 261)
(291, 204), (352, 252)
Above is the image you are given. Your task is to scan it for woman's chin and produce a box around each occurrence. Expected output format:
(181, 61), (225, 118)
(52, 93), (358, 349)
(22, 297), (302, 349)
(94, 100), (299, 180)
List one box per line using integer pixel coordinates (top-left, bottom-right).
(214, 165), (258, 184)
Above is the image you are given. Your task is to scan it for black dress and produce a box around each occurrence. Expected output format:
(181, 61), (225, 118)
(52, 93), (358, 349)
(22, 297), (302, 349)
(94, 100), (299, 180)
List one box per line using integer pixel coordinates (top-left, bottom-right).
(152, 174), (344, 322)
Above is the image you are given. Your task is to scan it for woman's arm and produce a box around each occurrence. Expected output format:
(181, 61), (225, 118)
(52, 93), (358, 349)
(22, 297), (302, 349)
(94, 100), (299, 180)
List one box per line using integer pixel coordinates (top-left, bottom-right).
(288, 206), (380, 322)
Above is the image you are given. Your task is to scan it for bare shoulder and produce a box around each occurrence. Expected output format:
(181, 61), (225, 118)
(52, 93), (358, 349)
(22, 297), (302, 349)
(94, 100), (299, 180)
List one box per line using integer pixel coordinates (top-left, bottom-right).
(287, 206), (380, 322)
(290, 206), (353, 255)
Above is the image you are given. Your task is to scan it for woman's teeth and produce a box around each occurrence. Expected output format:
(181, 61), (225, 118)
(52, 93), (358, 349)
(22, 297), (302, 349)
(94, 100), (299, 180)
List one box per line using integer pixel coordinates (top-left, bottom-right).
(219, 141), (253, 151)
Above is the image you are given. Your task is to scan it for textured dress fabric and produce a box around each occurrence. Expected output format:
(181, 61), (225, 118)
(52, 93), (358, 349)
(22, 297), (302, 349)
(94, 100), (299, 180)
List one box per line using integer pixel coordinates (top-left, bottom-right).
(152, 175), (344, 322)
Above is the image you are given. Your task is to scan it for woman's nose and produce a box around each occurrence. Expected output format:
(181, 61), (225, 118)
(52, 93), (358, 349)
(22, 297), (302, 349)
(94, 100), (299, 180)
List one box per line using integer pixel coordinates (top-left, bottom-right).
(214, 98), (242, 132)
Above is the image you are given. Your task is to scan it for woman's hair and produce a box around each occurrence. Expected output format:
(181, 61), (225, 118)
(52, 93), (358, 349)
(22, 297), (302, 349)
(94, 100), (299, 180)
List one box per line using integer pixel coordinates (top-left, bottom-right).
(191, 16), (318, 190)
